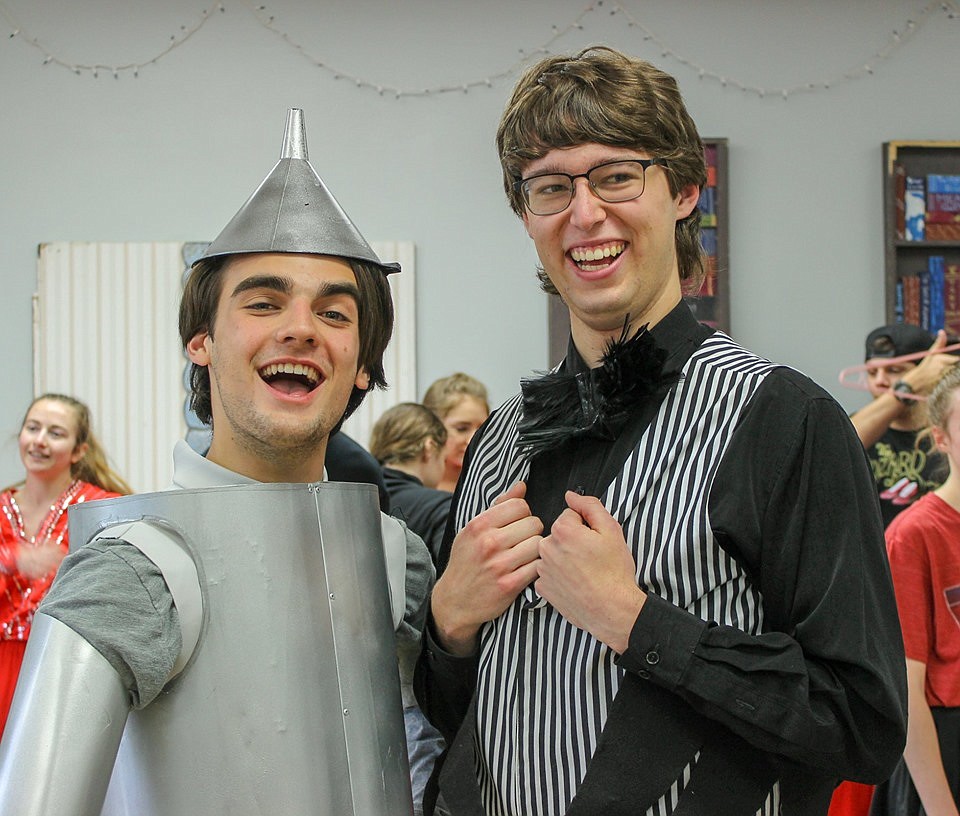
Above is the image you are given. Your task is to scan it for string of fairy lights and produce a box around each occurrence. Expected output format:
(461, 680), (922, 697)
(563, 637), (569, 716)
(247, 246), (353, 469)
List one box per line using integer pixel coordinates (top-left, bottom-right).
(2, 0), (958, 98)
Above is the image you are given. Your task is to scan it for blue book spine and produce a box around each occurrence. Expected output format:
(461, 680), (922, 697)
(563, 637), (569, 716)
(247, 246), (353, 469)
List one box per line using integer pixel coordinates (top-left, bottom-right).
(928, 174), (960, 194)
(930, 256), (946, 332)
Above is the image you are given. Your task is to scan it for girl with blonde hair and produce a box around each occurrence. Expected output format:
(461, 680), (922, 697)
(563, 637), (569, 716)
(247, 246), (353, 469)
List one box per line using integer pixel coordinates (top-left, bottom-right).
(422, 373), (490, 493)
(0, 394), (130, 734)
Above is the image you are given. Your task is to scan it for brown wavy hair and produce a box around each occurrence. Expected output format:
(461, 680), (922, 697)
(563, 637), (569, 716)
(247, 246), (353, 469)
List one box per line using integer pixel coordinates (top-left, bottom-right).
(496, 46), (707, 294)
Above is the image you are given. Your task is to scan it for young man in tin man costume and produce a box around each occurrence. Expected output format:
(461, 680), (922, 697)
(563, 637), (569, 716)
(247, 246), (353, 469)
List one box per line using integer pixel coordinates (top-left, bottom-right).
(0, 108), (433, 816)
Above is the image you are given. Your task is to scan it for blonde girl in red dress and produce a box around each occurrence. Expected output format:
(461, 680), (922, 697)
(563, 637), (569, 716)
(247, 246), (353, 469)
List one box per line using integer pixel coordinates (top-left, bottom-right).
(0, 394), (131, 734)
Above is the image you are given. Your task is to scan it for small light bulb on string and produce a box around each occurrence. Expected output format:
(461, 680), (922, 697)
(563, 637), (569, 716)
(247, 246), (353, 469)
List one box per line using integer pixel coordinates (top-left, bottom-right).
(3, 0), (955, 93)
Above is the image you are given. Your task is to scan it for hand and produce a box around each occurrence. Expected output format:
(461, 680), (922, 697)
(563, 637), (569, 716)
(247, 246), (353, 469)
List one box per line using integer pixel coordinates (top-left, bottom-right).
(431, 481), (543, 656)
(16, 541), (65, 579)
(536, 491), (645, 654)
(902, 330), (960, 396)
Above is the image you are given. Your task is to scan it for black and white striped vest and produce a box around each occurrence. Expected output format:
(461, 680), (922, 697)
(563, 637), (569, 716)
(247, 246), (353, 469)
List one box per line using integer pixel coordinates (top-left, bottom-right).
(456, 332), (782, 816)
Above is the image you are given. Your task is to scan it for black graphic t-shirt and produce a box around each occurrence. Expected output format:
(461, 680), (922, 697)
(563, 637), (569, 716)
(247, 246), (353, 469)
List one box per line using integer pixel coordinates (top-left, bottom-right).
(865, 427), (946, 528)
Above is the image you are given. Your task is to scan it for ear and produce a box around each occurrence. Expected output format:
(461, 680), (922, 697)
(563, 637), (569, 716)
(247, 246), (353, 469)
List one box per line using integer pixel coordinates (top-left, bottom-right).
(676, 183), (701, 221)
(354, 367), (370, 391)
(522, 209), (533, 238)
(186, 332), (211, 366)
(933, 425), (950, 453)
(71, 442), (89, 465)
(419, 438), (435, 463)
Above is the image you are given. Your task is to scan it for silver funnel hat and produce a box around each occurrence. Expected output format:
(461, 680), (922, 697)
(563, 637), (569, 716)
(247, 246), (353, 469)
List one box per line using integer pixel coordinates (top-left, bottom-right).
(198, 108), (399, 275)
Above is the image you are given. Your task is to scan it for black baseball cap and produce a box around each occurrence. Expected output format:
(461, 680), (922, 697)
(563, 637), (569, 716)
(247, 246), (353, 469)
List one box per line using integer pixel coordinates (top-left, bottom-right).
(864, 324), (934, 362)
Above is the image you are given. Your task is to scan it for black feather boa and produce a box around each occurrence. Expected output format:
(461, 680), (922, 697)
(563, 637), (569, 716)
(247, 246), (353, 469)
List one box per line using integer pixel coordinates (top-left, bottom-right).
(516, 322), (681, 459)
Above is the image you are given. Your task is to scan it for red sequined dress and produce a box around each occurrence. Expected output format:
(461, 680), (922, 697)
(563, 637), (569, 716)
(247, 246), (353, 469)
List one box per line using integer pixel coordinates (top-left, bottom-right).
(0, 480), (119, 733)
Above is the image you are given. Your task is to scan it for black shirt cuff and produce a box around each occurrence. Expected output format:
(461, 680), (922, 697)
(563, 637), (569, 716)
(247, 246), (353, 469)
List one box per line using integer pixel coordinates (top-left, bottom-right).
(617, 592), (708, 690)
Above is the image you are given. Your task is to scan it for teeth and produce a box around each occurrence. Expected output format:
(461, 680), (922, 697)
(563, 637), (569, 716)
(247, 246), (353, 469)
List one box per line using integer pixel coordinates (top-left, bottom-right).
(260, 362), (320, 383)
(570, 243), (625, 263)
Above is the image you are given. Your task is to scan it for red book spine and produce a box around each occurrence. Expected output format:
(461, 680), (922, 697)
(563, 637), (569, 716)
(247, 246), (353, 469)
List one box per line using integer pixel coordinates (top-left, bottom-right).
(946, 265), (960, 336)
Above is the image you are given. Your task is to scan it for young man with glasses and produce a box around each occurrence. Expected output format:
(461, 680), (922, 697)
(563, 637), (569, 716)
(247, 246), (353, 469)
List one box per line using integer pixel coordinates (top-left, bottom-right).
(416, 47), (906, 816)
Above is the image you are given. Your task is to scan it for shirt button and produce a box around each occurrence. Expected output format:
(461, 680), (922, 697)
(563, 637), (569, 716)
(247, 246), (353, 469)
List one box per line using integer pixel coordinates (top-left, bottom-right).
(645, 650), (660, 666)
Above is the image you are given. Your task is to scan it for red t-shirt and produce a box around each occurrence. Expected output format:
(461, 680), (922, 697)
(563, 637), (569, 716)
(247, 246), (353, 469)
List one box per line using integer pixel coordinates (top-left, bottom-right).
(885, 492), (960, 707)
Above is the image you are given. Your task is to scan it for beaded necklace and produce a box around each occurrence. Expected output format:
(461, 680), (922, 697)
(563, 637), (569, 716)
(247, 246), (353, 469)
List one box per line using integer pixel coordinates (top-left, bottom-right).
(0, 480), (83, 639)
(5, 480), (83, 548)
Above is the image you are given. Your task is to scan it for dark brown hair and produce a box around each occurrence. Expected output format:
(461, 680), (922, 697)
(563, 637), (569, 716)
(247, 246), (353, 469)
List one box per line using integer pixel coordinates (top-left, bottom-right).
(179, 254), (394, 427)
(496, 46), (707, 293)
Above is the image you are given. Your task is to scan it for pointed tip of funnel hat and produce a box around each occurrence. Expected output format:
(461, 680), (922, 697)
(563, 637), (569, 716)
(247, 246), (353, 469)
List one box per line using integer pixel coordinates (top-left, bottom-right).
(282, 108), (308, 161)
(197, 108), (399, 276)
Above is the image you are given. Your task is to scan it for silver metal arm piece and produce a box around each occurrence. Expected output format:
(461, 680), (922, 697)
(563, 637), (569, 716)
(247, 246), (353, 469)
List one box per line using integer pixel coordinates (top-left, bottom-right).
(0, 613), (130, 816)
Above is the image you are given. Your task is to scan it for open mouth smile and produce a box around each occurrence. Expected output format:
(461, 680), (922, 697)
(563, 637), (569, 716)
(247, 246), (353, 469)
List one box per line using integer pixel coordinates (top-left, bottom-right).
(569, 241), (626, 272)
(259, 362), (323, 397)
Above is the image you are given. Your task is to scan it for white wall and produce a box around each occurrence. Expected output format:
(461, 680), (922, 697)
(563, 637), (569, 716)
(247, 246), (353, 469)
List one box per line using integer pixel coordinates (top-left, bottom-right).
(1, 0), (958, 483)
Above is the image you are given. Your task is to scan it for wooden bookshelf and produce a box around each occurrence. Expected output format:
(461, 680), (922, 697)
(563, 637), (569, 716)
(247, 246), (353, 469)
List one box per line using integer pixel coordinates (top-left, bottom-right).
(883, 141), (960, 328)
(684, 138), (729, 335)
(547, 138), (731, 366)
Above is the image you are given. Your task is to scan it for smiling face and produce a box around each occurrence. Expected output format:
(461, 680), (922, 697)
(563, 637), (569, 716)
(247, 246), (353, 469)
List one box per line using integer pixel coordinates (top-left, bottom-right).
(186, 253), (369, 482)
(521, 143), (699, 365)
(19, 398), (86, 485)
(440, 395), (489, 475)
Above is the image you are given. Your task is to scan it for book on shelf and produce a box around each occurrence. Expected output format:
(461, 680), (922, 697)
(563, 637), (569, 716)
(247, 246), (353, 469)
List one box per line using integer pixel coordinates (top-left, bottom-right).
(704, 143), (717, 187)
(898, 256), (949, 332)
(894, 164), (906, 240)
(927, 174), (960, 220)
(926, 174), (960, 239)
(902, 273), (921, 326)
(928, 223), (960, 240)
(905, 176), (926, 241)
(945, 263), (960, 336)
(929, 255), (945, 332)
(699, 187), (717, 228)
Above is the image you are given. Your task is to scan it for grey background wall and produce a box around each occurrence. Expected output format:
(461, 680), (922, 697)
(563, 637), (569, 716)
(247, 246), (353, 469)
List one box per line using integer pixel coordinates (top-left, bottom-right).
(1, 0), (958, 483)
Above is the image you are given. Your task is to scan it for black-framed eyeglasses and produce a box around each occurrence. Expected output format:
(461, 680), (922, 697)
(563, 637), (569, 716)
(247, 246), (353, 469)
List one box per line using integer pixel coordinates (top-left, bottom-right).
(515, 158), (669, 216)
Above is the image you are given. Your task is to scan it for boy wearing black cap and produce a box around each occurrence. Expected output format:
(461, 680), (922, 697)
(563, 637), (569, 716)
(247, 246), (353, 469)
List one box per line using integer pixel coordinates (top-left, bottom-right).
(852, 324), (959, 527)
